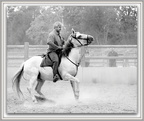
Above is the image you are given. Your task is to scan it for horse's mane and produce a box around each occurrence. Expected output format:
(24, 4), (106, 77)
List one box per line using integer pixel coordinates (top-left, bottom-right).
(62, 36), (74, 57)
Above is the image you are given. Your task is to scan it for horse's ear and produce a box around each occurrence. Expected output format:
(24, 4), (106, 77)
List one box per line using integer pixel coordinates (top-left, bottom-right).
(71, 28), (75, 34)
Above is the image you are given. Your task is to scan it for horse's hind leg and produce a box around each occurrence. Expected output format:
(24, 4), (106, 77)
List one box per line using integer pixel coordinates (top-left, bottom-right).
(27, 75), (39, 103)
(35, 79), (45, 99)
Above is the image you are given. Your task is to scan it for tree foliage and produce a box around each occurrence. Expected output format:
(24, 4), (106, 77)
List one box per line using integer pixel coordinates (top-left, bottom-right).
(7, 6), (138, 45)
(7, 6), (41, 44)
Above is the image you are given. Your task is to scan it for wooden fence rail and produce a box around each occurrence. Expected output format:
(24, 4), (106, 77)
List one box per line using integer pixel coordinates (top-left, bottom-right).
(7, 42), (137, 67)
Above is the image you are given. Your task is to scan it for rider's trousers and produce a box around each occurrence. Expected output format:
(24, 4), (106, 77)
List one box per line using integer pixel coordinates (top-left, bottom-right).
(48, 52), (59, 77)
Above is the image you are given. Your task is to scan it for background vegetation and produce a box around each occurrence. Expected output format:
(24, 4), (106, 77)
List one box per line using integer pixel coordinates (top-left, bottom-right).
(7, 6), (137, 45)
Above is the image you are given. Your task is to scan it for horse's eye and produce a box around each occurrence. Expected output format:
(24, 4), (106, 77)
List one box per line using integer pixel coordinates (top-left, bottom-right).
(71, 33), (76, 38)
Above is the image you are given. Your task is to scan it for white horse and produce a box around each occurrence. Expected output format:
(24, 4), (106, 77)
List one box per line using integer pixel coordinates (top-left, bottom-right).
(12, 29), (94, 103)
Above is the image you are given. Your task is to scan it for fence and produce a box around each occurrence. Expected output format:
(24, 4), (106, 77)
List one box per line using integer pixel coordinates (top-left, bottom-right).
(7, 42), (137, 67)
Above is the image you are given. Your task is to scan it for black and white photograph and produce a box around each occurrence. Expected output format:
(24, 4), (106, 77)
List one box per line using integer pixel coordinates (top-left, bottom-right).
(1, 0), (143, 120)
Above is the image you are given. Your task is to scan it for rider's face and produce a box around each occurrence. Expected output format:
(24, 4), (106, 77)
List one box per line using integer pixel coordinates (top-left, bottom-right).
(55, 25), (62, 33)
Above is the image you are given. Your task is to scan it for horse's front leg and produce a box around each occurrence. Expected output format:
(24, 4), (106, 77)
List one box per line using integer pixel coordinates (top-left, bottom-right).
(64, 73), (80, 100)
(70, 81), (79, 100)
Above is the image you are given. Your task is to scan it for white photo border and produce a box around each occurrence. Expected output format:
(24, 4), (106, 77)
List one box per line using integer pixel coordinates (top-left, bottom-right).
(1, 0), (143, 120)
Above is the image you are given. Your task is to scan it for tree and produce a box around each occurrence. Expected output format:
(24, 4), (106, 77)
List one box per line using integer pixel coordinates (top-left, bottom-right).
(116, 6), (137, 44)
(7, 6), (41, 44)
(24, 6), (138, 45)
(76, 6), (120, 45)
(26, 6), (64, 44)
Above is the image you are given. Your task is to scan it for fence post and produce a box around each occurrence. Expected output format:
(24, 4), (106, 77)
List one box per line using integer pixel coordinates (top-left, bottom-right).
(24, 42), (29, 60)
(80, 47), (86, 67)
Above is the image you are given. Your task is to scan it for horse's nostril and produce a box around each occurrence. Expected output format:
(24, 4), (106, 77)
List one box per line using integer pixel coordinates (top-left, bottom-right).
(91, 37), (94, 41)
(88, 36), (94, 41)
(89, 37), (93, 42)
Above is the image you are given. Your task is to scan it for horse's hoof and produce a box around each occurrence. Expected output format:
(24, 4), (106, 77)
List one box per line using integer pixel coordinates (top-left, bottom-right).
(33, 99), (38, 103)
(32, 96), (38, 103)
(77, 100), (82, 103)
(75, 98), (79, 102)
(39, 94), (45, 99)
(35, 95), (46, 100)
(40, 96), (46, 100)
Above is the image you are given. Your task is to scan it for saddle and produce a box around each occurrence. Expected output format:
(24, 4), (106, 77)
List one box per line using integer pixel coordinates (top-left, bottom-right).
(40, 52), (63, 80)
(40, 53), (53, 67)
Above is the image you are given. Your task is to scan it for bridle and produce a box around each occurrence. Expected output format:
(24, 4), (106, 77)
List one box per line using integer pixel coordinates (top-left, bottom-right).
(70, 34), (90, 47)
(64, 34), (90, 69)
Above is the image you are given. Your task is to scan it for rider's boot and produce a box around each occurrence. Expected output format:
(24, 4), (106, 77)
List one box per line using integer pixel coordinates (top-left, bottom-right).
(53, 74), (60, 82)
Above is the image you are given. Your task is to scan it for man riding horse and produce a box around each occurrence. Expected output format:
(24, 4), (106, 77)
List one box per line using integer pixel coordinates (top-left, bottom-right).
(12, 27), (94, 102)
(41, 21), (64, 82)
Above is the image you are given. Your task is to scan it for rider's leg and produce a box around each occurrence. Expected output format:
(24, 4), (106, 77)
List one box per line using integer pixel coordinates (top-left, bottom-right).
(49, 52), (60, 82)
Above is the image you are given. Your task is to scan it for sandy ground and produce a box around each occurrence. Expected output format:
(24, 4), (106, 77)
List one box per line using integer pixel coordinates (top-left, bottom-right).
(6, 48), (138, 116)
(7, 75), (137, 114)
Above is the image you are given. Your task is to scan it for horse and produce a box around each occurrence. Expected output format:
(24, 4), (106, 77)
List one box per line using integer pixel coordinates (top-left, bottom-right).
(12, 29), (94, 103)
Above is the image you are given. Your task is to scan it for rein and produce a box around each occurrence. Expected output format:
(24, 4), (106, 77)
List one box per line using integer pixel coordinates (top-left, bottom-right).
(63, 34), (89, 68)
(63, 39), (88, 68)
(65, 56), (79, 67)
(63, 50), (85, 71)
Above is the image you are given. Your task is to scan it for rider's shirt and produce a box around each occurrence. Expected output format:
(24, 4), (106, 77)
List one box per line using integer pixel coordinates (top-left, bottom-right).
(47, 30), (64, 52)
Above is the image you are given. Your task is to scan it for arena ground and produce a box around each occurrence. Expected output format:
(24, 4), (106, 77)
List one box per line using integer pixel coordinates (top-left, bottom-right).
(6, 67), (137, 114)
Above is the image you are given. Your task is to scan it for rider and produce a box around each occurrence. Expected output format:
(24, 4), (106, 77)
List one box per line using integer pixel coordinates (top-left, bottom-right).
(47, 21), (65, 82)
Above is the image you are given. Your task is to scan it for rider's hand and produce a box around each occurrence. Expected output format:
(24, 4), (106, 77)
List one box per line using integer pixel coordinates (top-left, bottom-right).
(57, 47), (63, 51)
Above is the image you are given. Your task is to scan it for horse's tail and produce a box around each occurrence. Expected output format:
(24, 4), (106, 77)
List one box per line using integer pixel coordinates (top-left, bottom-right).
(12, 63), (24, 99)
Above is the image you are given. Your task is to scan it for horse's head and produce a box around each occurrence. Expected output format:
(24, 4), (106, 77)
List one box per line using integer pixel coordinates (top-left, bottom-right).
(62, 29), (94, 56)
(68, 29), (94, 48)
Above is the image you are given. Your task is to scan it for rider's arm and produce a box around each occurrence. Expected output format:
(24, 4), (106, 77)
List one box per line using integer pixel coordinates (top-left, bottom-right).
(47, 41), (59, 49)
(61, 37), (65, 45)
(47, 34), (60, 50)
